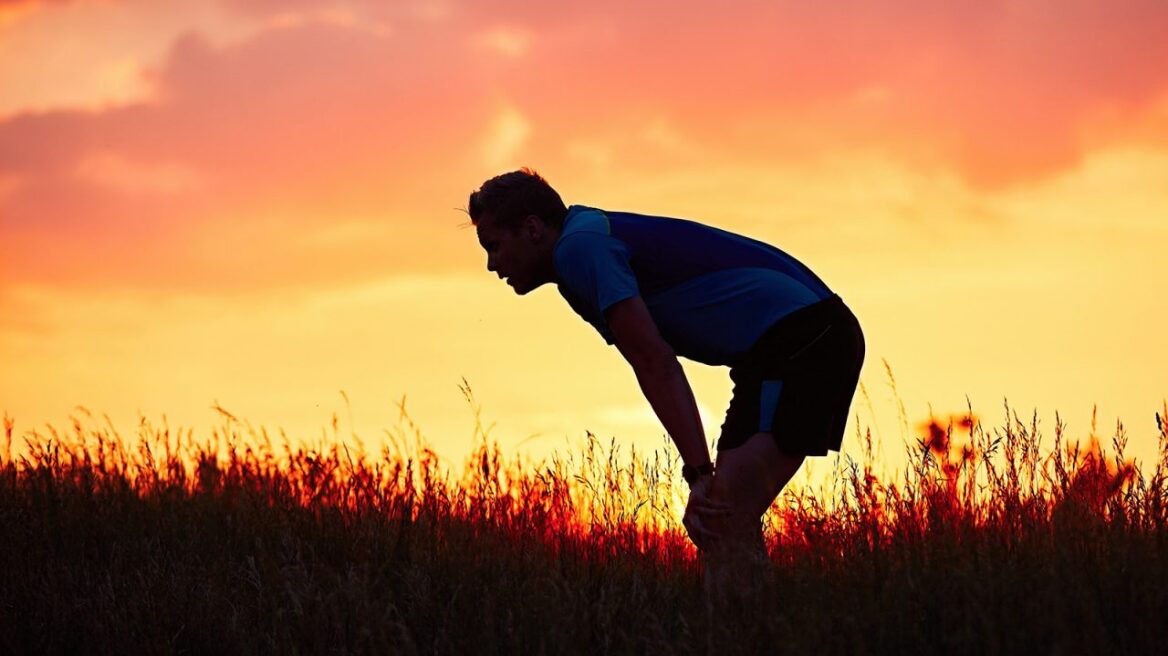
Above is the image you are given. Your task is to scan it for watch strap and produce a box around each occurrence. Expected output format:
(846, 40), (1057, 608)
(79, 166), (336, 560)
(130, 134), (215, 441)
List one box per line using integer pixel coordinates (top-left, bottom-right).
(682, 461), (714, 485)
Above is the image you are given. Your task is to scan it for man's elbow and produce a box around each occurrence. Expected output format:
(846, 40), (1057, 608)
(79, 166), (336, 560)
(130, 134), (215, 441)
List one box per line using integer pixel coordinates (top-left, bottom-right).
(625, 344), (679, 375)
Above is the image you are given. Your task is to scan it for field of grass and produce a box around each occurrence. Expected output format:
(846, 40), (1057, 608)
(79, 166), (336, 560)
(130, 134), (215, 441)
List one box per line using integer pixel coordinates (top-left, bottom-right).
(2, 386), (1166, 654)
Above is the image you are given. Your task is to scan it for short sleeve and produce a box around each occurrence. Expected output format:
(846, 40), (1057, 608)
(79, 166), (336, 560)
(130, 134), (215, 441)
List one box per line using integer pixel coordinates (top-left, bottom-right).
(554, 232), (639, 316)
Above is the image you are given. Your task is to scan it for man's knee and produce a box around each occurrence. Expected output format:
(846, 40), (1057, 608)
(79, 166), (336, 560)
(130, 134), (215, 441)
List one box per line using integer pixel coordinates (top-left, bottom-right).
(707, 474), (763, 541)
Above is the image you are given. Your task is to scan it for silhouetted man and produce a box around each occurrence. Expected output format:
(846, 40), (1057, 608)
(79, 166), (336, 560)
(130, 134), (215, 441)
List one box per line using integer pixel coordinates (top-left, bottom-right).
(468, 168), (865, 601)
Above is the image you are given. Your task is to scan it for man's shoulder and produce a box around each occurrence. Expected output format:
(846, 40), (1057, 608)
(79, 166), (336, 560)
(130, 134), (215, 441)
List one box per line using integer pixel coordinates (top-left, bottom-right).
(554, 206), (620, 260)
(561, 205), (611, 238)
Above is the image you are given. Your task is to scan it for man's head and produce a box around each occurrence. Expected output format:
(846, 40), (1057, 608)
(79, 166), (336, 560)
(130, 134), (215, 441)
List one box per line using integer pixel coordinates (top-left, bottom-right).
(469, 168), (567, 295)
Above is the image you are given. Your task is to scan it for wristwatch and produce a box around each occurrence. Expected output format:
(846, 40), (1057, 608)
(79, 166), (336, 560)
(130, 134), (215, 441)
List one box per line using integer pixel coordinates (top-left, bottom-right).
(682, 461), (714, 486)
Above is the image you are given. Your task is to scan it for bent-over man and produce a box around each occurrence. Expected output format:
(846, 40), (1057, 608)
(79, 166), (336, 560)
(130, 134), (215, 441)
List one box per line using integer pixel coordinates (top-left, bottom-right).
(468, 168), (865, 602)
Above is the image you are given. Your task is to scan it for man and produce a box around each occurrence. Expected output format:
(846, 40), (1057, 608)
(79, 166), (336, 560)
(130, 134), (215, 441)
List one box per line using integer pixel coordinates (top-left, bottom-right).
(468, 168), (865, 600)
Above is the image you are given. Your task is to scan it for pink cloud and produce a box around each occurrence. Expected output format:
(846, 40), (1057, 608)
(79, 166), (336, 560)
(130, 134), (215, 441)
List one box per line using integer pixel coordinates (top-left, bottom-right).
(0, 18), (495, 294)
(2, 0), (1167, 296)
(462, 0), (1168, 186)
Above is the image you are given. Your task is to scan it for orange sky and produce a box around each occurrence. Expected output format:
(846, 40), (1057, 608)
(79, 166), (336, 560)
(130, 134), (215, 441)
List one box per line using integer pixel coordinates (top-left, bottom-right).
(2, 0), (1166, 479)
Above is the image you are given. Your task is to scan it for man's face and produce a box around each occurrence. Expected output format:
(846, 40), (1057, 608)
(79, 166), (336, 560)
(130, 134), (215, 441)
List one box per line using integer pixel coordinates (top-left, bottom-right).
(475, 213), (545, 295)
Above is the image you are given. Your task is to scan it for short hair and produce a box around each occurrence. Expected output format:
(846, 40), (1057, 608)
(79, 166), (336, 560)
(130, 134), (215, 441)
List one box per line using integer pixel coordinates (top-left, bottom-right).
(468, 168), (568, 232)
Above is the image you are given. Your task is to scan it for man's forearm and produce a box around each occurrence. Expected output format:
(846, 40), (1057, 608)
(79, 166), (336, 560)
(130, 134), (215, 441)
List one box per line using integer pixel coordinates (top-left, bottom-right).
(631, 356), (711, 467)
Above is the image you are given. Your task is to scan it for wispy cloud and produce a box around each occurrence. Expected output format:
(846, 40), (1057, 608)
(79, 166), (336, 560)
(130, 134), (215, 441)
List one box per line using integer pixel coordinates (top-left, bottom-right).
(481, 105), (532, 169)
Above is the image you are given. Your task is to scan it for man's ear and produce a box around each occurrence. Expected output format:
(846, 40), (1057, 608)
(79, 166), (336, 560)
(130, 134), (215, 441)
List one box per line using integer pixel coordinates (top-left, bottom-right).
(524, 214), (544, 240)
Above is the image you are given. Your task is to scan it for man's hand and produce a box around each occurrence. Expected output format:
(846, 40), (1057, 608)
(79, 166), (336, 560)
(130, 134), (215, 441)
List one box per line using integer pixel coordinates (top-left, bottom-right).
(682, 474), (732, 551)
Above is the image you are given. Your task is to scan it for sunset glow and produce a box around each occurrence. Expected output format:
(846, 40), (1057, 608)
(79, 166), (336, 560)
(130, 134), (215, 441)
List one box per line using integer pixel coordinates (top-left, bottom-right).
(2, 0), (1166, 476)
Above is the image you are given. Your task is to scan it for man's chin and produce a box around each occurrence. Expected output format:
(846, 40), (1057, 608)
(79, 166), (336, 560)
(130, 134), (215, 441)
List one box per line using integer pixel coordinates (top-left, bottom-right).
(510, 277), (546, 295)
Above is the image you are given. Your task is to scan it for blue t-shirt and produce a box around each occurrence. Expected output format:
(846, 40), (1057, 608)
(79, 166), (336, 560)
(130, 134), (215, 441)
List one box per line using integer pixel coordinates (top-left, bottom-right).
(554, 205), (834, 367)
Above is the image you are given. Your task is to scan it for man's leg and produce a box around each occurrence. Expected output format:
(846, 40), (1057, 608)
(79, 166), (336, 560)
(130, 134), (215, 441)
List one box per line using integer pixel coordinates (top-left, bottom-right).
(702, 431), (805, 604)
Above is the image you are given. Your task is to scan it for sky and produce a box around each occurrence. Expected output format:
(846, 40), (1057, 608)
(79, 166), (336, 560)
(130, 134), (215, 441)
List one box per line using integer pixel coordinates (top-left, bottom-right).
(2, 0), (1166, 480)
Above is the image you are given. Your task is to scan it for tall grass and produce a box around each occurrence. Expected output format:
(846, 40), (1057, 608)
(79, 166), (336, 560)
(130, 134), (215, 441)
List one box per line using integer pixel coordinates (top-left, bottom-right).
(1, 385), (1166, 654)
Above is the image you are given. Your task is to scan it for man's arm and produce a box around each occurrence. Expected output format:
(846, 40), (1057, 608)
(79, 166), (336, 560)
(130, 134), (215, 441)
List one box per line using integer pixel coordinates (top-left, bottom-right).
(604, 295), (712, 468)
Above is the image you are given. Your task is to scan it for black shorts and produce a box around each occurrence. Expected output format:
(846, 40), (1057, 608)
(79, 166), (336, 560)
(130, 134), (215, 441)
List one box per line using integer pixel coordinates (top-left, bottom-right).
(716, 294), (865, 457)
